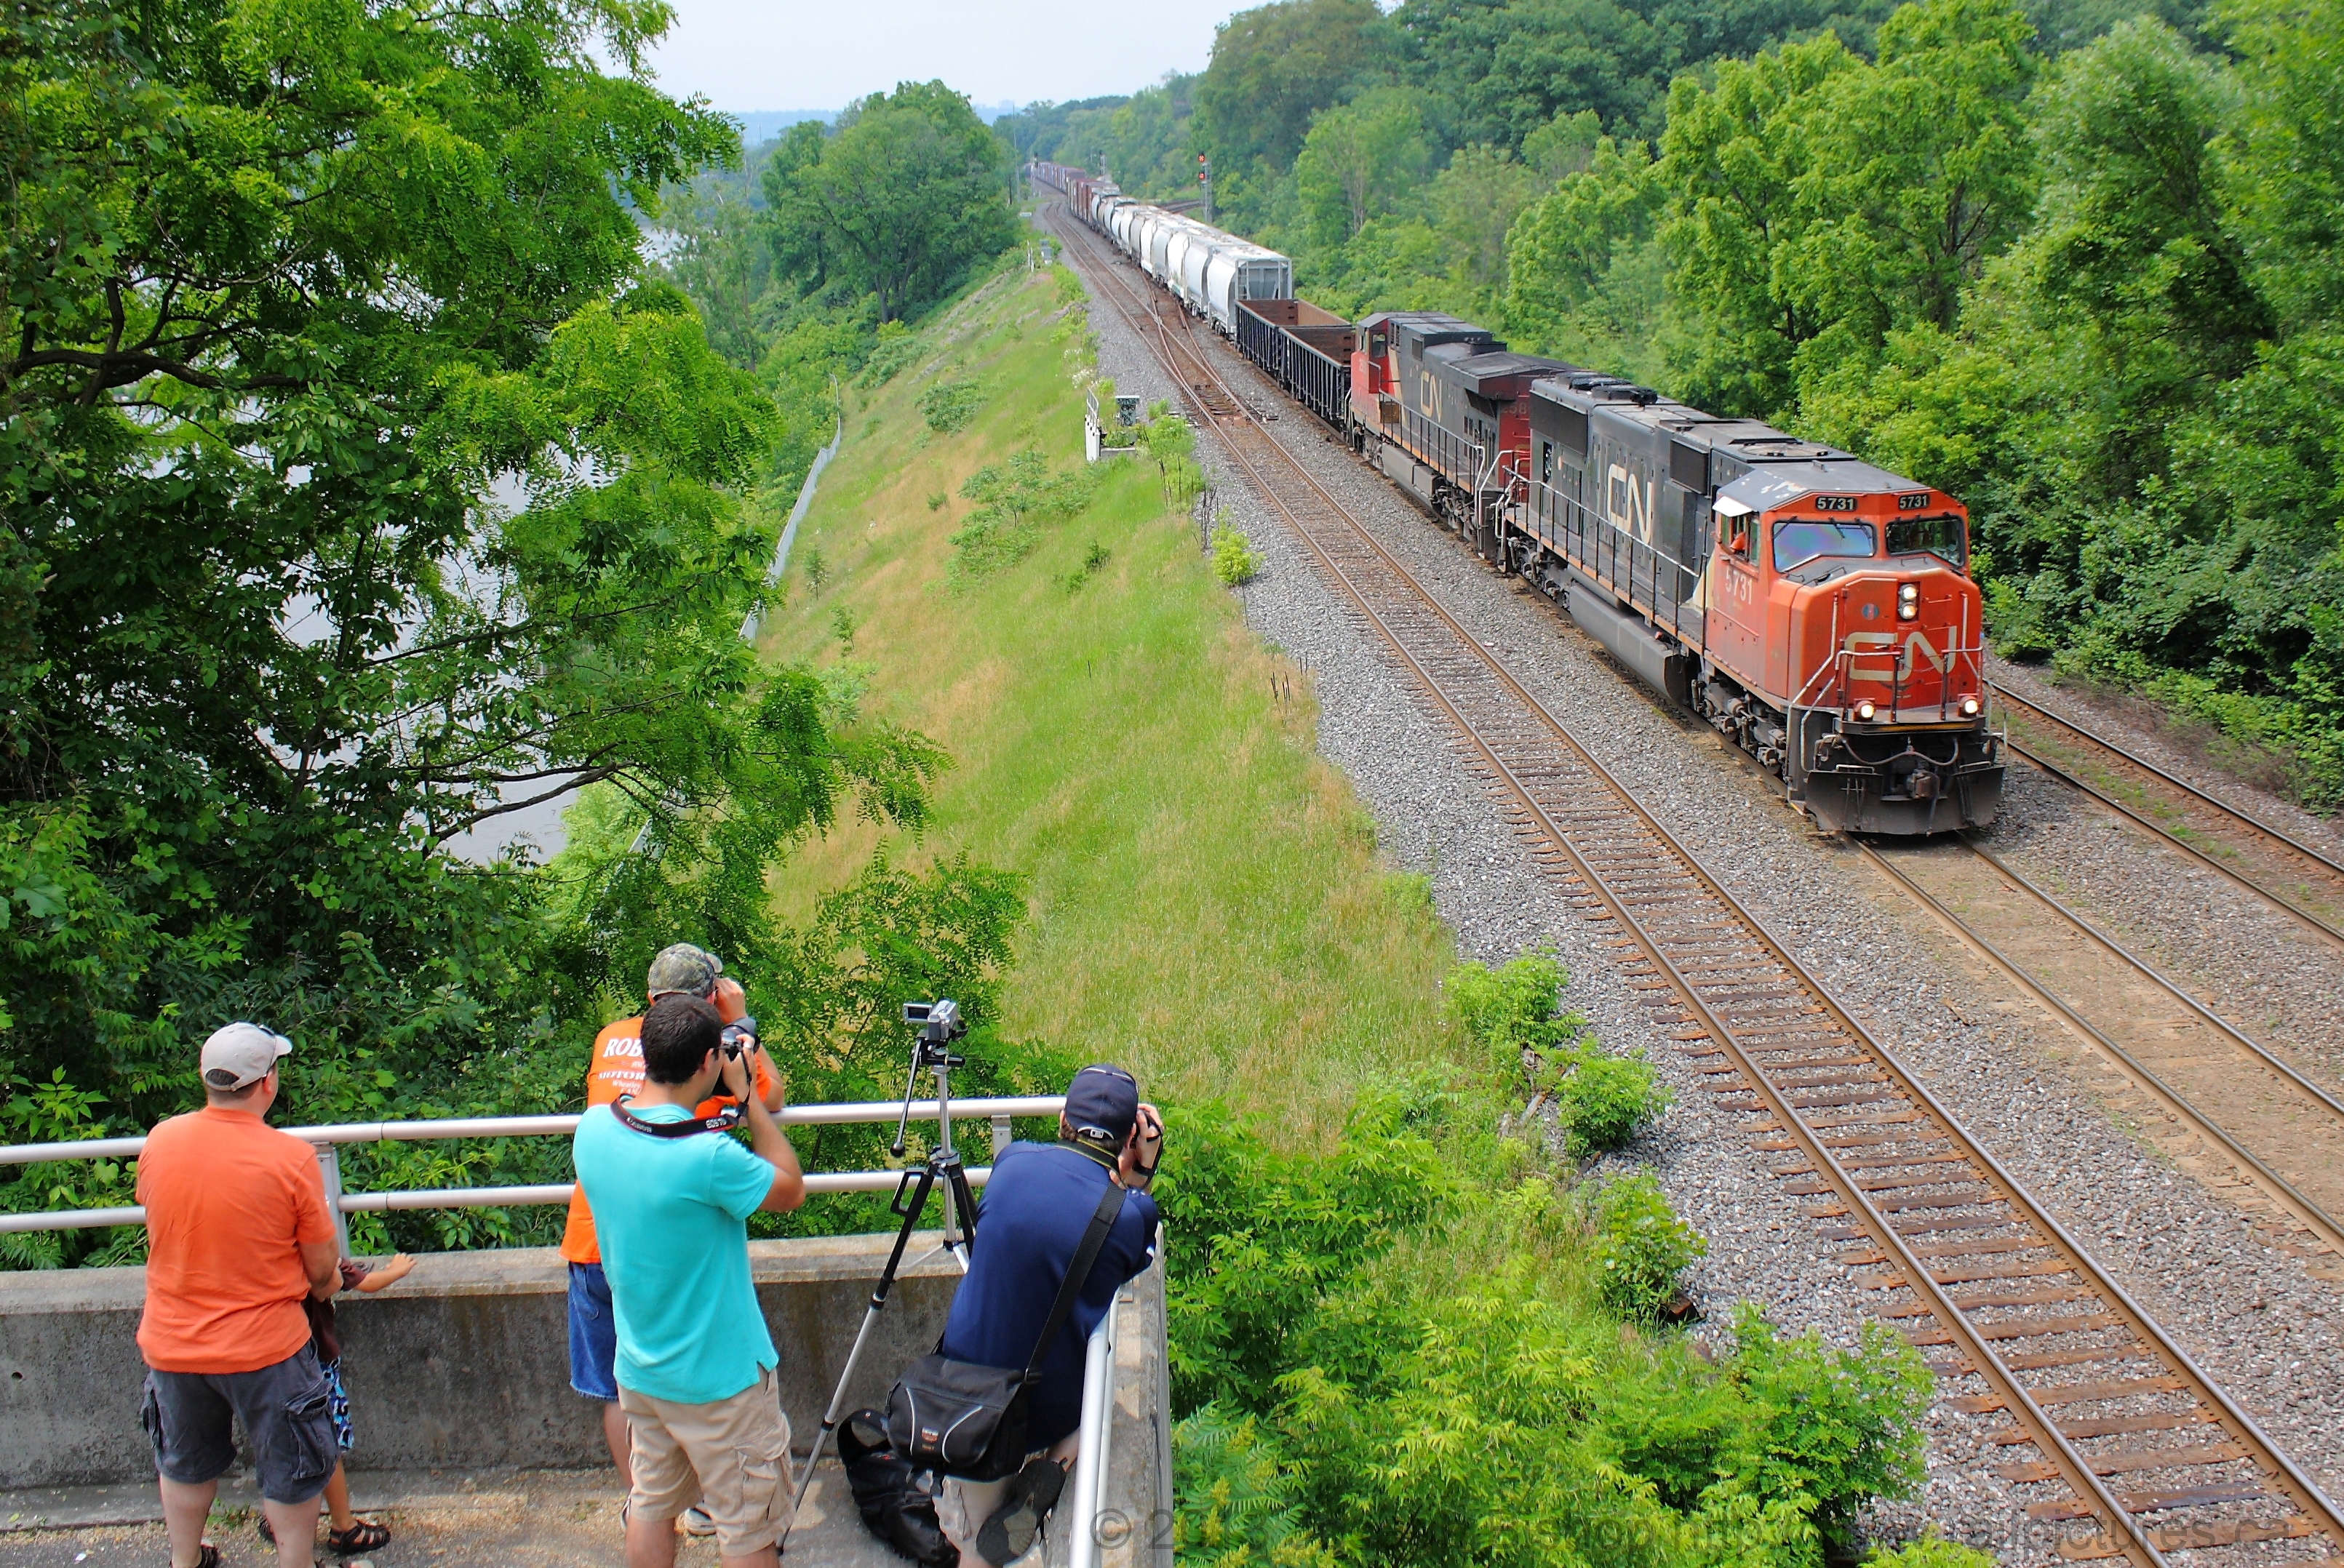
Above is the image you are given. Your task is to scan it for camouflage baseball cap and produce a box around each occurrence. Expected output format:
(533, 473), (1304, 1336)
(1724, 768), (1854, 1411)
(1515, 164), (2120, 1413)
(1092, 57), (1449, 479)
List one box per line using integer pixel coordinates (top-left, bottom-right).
(646, 943), (723, 999)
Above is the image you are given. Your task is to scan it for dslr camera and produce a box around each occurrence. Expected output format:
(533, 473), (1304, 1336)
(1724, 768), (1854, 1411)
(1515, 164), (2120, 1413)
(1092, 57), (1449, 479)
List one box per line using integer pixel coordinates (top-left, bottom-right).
(719, 1015), (759, 1060)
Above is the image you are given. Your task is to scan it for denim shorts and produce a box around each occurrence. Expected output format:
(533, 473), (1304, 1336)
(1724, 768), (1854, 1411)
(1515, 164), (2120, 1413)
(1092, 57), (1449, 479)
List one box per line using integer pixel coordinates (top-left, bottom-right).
(140, 1345), (337, 1505)
(567, 1261), (620, 1401)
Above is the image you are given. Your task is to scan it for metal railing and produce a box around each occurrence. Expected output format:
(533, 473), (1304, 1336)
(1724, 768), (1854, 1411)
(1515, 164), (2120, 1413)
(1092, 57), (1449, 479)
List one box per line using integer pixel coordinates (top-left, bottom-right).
(0, 1096), (1067, 1241)
(1067, 1288), (1121, 1568)
(1523, 477), (1701, 644)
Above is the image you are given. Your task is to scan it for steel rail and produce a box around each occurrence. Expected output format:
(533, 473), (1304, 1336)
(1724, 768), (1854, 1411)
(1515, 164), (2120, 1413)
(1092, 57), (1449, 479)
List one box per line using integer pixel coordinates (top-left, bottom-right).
(1053, 204), (2344, 1564)
(1991, 703), (2344, 949)
(1990, 683), (2344, 878)
(1993, 681), (2344, 910)
(1857, 840), (2344, 1258)
(1960, 836), (2344, 1124)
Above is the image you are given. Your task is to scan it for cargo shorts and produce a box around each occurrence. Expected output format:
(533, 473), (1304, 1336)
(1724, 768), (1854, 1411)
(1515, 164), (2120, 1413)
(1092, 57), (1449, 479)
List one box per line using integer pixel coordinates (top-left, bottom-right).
(618, 1364), (794, 1557)
(140, 1344), (338, 1505)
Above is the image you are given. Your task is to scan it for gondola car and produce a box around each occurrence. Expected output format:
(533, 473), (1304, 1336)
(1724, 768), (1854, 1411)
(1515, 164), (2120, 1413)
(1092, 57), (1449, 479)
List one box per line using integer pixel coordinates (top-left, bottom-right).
(1236, 298), (1355, 432)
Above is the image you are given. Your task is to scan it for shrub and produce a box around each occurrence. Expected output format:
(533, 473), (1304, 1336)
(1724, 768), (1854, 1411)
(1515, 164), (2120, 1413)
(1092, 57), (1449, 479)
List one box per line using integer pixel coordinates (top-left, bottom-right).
(1553, 1045), (1670, 1157)
(1213, 528), (1260, 585)
(949, 449), (1094, 580)
(920, 377), (984, 433)
(1061, 542), (1111, 594)
(1445, 949), (1579, 1073)
(859, 321), (920, 387)
(1725, 1304), (1934, 1559)
(1589, 1171), (1705, 1318)
(1173, 1404), (1338, 1567)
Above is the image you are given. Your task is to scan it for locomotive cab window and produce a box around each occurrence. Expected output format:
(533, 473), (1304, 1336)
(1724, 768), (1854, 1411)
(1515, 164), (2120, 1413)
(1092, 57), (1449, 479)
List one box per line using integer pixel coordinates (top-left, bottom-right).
(1722, 514), (1753, 561)
(1771, 519), (1876, 572)
(1886, 513), (1968, 570)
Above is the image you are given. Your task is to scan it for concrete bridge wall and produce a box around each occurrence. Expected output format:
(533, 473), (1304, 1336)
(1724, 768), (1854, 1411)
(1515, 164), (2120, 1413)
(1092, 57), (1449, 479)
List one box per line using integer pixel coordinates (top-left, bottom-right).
(1, 1231), (1170, 1566)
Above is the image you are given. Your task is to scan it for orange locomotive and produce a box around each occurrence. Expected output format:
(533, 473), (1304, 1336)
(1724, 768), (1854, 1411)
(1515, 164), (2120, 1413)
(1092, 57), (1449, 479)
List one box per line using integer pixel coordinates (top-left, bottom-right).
(1329, 310), (2002, 836)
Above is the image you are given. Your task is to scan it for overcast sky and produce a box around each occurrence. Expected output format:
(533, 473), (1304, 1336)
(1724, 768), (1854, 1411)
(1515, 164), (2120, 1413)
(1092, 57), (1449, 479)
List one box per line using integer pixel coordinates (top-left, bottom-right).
(645, 0), (1243, 112)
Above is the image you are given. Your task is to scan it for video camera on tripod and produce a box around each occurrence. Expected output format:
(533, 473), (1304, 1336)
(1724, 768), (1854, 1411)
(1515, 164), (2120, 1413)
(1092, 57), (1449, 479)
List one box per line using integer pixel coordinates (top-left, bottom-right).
(781, 997), (986, 1547)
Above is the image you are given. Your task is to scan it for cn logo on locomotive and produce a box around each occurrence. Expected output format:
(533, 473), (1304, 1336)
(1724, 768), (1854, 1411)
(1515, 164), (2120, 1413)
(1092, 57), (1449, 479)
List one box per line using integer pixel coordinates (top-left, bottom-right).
(1843, 630), (1952, 673)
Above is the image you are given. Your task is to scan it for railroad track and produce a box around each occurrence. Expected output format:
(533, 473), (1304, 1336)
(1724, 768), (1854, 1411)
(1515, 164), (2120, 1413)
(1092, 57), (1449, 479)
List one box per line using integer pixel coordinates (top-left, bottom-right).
(1859, 834), (2344, 1268)
(1050, 202), (2344, 1566)
(1990, 682), (2344, 949)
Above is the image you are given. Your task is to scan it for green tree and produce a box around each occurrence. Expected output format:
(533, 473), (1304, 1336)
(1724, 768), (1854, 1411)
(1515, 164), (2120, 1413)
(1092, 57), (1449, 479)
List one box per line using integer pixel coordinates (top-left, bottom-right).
(1431, 145), (1548, 287)
(1657, 35), (1862, 415)
(0, 0), (938, 1178)
(1295, 88), (1435, 245)
(1794, 0), (2041, 345)
(1506, 134), (1662, 353)
(1658, 0), (2038, 416)
(763, 82), (1017, 324)
(1195, 0), (1396, 176)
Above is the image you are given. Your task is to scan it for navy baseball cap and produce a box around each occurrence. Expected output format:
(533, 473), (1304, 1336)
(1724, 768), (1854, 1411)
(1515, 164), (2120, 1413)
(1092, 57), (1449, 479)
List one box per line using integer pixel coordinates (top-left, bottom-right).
(1064, 1064), (1139, 1148)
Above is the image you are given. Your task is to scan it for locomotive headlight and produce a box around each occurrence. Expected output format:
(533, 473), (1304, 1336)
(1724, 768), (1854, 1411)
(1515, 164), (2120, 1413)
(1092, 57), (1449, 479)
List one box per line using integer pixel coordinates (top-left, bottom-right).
(1897, 583), (1919, 621)
(1854, 700), (1877, 721)
(1959, 696), (1981, 717)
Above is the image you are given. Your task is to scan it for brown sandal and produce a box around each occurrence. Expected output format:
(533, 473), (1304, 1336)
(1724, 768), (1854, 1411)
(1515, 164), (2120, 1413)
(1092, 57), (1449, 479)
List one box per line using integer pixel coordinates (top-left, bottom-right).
(174, 1546), (221, 1568)
(327, 1519), (391, 1554)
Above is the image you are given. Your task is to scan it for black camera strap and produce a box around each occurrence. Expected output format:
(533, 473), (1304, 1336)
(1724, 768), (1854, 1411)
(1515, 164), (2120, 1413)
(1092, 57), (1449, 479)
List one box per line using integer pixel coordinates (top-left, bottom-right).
(612, 1094), (743, 1138)
(1019, 1179), (1128, 1386)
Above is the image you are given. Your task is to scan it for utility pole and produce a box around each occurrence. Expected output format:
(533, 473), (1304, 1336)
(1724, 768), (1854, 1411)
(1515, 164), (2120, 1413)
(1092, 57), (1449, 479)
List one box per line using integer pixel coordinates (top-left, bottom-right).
(1197, 153), (1213, 225)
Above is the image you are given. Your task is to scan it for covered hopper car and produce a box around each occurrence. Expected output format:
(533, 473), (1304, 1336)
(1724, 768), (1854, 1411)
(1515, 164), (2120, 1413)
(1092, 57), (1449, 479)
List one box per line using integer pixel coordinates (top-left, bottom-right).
(1027, 161), (1293, 337)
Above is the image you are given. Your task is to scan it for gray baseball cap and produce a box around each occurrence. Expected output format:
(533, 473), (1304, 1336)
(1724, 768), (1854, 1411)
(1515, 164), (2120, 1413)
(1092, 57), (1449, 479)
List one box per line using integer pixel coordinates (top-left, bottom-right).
(646, 943), (723, 999)
(201, 1022), (292, 1091)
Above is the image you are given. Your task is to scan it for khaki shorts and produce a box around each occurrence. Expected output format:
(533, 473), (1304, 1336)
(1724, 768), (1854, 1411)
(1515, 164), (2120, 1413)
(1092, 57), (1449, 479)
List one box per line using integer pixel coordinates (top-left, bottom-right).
(618, 1366), (794, 1557)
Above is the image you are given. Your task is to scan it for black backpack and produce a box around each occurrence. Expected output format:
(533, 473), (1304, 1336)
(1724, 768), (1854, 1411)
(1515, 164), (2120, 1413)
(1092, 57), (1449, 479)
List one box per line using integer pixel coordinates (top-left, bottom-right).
(836, 1409), (956, 1567)
(885, 1180), (1128, 1481)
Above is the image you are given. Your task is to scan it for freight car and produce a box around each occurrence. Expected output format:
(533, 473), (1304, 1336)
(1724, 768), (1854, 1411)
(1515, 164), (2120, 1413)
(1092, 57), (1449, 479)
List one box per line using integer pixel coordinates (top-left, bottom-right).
(1027, 162), (1293, 337)
(1235, 299), (1354, 431)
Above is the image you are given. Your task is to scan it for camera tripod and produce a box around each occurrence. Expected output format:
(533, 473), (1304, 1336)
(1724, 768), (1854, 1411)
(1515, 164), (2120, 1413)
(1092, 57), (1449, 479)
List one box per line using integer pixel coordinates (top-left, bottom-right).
(782, 1000), (981, 1544)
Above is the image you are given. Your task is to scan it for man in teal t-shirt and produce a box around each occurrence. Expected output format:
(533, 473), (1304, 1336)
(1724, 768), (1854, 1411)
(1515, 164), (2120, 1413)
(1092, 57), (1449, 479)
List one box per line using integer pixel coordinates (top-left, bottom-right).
(573, 993), (805, 1568)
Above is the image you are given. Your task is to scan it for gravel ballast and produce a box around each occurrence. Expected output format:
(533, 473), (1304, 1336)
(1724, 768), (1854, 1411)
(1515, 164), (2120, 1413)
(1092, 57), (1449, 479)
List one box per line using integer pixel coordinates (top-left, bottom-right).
(1061, 232), (2344, 1562)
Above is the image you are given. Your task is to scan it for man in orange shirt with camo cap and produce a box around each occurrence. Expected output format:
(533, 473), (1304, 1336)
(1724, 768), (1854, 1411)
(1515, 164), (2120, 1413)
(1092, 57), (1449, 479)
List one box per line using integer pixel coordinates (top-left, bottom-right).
(562, 944), (782, 1521)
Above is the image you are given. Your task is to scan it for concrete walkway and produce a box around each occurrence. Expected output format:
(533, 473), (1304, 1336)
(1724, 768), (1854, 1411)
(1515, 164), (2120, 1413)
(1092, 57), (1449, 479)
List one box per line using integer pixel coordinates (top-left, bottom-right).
(0, 1466), (909, 1567)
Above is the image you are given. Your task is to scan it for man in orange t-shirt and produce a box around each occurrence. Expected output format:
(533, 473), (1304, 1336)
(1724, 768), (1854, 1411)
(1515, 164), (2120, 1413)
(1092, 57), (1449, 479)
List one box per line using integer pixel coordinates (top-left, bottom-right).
(137, 1023), (345, 1568)
(561, 944), (781, 1495)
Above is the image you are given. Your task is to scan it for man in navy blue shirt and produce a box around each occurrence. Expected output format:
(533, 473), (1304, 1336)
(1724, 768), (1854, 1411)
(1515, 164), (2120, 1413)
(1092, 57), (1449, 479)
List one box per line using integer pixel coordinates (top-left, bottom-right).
(936, 1064), (1161, 1566)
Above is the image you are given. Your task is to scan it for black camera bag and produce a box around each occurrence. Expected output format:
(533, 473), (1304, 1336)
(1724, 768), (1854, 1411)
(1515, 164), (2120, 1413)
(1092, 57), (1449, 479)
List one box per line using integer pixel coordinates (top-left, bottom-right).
(835, 1409), (956, 1567)
(885, 1179), (1127, 1481)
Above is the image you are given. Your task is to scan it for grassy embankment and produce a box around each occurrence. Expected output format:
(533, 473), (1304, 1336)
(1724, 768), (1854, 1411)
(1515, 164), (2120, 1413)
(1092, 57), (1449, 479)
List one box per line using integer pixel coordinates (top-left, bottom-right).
(760, 263), (1457, 1131)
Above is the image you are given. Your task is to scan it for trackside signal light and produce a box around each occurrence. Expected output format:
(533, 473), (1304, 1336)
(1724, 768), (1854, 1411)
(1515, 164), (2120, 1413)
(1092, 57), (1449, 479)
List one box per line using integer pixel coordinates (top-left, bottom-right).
(1854, 700), (1877, 721)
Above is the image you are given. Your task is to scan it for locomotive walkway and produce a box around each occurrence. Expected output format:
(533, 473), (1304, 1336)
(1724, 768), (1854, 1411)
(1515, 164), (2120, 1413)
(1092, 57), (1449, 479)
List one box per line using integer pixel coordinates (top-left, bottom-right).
(1047, 199), (2344, 1567)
